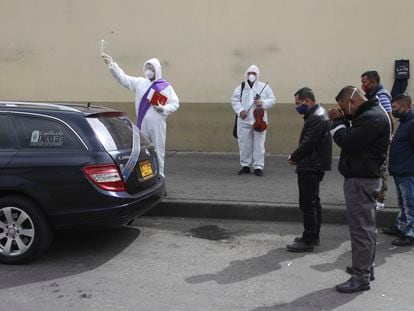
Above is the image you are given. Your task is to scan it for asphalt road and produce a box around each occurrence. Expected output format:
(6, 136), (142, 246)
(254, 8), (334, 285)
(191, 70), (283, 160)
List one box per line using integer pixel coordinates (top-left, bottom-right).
(0, 217), (413, 311)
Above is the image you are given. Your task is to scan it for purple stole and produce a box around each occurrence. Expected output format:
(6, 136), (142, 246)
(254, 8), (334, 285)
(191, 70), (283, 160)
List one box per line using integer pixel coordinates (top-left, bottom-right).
(137, 79), (170, 129)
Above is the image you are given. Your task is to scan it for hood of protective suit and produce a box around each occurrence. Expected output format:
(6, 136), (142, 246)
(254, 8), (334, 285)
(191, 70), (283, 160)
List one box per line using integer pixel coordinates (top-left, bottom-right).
(245, 65), (260, 80)
(143, 58), (162, 81)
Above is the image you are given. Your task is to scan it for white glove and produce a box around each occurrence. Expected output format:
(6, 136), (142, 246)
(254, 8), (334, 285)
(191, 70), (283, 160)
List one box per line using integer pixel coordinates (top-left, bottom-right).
(102, 53), (113, 65)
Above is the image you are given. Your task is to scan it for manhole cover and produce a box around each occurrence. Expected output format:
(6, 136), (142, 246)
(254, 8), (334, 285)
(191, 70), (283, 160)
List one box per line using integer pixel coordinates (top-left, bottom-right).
(187, 225), (231, 241)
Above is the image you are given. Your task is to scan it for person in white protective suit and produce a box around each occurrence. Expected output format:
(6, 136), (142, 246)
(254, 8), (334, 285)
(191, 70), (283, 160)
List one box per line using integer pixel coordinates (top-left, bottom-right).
(102, 54), (179, 178)
(231, 65), (276, 176)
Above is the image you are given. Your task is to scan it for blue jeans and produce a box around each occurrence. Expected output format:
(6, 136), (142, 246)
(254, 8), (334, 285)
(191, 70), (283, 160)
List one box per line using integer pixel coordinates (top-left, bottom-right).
(394, 176), (414, 238)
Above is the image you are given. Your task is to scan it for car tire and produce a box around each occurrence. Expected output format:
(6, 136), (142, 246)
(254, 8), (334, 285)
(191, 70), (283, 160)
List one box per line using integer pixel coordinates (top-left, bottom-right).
(0, 196), (53, 264)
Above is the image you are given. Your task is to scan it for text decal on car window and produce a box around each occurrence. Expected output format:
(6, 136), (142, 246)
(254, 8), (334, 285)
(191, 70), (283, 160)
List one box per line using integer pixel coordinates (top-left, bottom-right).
(30, 130), (64, 147)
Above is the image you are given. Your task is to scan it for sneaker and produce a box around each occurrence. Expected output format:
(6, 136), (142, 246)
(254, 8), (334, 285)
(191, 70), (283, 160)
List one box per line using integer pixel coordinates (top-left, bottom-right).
(254, 169), (263, 176)
(376, 201), (385, 210)
(237, 166), (250, 175)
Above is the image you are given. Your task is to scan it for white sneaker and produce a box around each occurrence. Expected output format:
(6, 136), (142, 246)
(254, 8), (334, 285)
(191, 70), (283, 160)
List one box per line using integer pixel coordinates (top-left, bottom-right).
(376, 201), (385, 210)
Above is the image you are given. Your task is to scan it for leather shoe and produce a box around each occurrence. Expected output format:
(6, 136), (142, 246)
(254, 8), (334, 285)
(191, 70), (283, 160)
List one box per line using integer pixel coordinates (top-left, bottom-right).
(382, 225), (401, 237)
(345, 266), (375, 281)
(286, 241), (314, 252)
(392, 236), (414, 246)
(238, 166), (250, 175)
(294, 236), (320, 246)
(254, 169), (263, 176)
(336, 277), (370, 293)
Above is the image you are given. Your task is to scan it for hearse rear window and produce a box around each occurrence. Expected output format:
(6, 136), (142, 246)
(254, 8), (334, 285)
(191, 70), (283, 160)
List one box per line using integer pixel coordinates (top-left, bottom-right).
(87, 116), (133, 152)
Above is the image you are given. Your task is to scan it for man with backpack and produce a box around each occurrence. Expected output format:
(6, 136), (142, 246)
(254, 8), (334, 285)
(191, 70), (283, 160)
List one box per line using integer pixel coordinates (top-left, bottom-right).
(231, 65), (276, 176)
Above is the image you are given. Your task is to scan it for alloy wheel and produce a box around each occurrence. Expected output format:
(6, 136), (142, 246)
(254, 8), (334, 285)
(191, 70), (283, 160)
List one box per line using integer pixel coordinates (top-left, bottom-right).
(0, 206), (35, 257)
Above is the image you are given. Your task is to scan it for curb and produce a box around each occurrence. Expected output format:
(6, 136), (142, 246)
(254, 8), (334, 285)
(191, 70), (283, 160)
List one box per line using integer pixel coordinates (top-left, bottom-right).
(145, 198), (398, 227)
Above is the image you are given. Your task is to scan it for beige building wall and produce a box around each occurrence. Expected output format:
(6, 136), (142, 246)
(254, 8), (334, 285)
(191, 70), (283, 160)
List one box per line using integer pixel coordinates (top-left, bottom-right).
(1, 0), (412, 152)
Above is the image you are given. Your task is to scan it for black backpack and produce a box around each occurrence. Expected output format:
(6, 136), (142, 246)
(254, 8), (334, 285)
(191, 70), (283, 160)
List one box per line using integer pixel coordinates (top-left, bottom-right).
(232, 81), (246, 139)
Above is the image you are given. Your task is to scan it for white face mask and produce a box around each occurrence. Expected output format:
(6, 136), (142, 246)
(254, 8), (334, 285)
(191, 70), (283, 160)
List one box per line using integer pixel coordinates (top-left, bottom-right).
(248, 74), (256, 83)
(145, 69), (155, 80)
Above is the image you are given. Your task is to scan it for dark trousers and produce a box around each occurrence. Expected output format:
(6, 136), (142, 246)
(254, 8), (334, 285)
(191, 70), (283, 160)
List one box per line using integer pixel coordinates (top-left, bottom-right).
(344, 177), (380, 281)
(297, 171), (325, 242)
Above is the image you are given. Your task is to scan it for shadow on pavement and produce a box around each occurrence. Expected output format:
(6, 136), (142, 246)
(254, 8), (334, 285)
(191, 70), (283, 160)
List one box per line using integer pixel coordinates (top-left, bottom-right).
(186, 236), (345, 285)
(0, 226), (140, 290)
(246, 235), (412, 311)
(311, 234), (414, 273)
(250, 287), (364, 311)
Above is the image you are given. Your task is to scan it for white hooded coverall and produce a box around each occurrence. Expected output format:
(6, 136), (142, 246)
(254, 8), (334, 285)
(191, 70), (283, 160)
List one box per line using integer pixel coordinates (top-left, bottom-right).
(108, 58), (179, 177)
(231, 65), (276, 170)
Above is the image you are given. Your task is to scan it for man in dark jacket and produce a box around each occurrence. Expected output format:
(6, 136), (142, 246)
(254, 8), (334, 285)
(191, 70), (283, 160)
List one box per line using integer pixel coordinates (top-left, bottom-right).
(287, 87), (332, 252)
(329, 86), (390, 293)
(383, 94), (414, 246)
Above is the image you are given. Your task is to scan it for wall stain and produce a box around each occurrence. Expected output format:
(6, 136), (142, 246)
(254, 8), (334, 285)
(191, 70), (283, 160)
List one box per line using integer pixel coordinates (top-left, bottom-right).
(0, 48), (29, 62)
(232, 49), (244, 58)
(267, 45), (279, 53)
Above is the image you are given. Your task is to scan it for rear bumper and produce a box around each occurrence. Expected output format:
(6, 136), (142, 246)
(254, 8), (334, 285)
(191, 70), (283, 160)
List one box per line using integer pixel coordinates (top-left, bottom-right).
(51, 177), (165, 229)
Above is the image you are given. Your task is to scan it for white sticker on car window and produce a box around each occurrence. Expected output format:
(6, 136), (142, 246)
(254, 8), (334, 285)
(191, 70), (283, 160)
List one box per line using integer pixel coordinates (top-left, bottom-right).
(31, 130), (40, 143)
(30, 130), (64, 147)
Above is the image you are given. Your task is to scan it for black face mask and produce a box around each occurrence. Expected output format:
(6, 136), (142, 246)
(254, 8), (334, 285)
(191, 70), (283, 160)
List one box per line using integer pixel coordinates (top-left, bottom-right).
(392, 110), (407, 119)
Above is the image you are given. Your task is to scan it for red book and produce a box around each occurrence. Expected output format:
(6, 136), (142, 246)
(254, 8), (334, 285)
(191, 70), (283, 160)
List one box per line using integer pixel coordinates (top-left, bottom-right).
(148, 90), (168, 106)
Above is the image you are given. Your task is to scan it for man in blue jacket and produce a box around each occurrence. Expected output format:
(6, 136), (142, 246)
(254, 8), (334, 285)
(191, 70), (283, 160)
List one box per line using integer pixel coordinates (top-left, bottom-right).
(383, 94), (414, 246)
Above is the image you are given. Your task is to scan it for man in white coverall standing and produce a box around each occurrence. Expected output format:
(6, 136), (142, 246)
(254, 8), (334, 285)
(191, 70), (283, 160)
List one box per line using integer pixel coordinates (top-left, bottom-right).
(102, 54), (179, 178)
(231, 65), (276, 176)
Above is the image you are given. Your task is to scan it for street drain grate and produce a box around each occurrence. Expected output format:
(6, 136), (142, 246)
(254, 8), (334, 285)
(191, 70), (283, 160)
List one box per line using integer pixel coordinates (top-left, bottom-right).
(187, 225), (231, 241)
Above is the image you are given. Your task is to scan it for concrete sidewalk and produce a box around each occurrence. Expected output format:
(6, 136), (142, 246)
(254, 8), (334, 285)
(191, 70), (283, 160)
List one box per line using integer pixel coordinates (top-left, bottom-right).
(146, 152), (398, 227)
